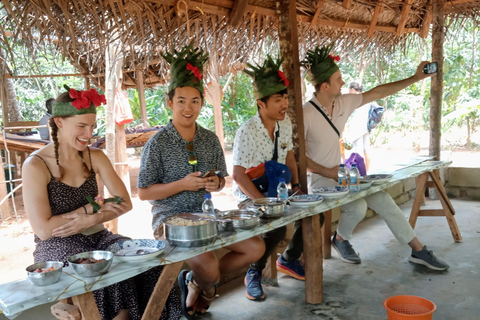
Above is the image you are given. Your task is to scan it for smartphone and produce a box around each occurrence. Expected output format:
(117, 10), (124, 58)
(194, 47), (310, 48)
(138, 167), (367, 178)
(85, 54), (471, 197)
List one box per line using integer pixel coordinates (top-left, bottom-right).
(423, 62), (438, 74)
(202, 170), (220, 178)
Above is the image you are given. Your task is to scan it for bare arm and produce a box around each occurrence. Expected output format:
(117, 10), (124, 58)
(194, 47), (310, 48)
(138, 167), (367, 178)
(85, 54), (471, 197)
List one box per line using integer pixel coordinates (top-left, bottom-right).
(232, 165), (265, 200)
(306, 156), (339, 181)
(51, 149), (134, 238)
(285, 150), (303, 193)
(361, 61), (433, 107)
(22, 156), (98, 240)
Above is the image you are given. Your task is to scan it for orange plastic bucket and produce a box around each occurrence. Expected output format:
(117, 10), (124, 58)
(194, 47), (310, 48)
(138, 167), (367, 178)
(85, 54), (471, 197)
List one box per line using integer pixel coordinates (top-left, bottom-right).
(384, 295), (436, 320)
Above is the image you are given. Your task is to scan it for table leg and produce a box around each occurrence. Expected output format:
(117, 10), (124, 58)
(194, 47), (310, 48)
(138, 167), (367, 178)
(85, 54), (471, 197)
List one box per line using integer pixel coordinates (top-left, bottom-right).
(302, 214), (323, 304)
(141, 262), (184, 320)
(71, 292), (101, 320)
(321, 210), (332, 259)
(409, 173), (428, 229)
(430, 171), (462, 242)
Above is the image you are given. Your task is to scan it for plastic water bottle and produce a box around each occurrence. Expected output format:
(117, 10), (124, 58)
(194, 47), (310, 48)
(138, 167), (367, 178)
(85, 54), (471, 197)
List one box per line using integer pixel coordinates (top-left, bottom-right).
(202, 194), (215, 214)
(350, 164), (360, 193)
(277, 178), (288, 201)
(338, 164), (349, 187)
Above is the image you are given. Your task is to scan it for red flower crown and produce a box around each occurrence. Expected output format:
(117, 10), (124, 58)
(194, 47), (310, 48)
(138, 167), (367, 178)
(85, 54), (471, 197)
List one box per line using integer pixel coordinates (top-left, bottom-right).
(329, 54), (341, 62)
(278, 70), (290, 87)
(69, 88), (107, 110)
(186, 63), (203, 82)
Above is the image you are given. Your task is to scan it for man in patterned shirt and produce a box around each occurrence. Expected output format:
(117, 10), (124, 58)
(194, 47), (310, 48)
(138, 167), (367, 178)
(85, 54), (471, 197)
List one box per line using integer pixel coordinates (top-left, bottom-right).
(137, 43), (265, 318)
(302, 44), (448, 271)
(233, 56), (306, 301)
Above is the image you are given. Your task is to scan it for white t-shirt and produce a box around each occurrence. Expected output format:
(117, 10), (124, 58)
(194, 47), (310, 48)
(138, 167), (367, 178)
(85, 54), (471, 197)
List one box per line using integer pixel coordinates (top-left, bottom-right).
(303, 94), (363, 189)
(232, 112), (293, 203)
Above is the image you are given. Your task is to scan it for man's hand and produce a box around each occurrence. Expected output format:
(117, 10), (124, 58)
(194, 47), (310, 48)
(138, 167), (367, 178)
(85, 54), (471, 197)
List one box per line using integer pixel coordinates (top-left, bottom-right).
(182, 172), (208, 191)
(413, 61), (435, 81)
(205, 174), (221, 192)
(293, 186), (305, 195)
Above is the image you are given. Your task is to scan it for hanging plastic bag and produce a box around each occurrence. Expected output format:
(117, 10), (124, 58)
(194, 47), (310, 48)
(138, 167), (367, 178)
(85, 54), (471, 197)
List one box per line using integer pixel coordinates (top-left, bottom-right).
(115, 88), (134, 125)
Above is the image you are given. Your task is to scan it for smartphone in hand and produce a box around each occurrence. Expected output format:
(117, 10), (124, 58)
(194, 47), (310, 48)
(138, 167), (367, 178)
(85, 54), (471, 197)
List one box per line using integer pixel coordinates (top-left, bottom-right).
(423, 62), (438, 74)
(202, 170), (220, 178)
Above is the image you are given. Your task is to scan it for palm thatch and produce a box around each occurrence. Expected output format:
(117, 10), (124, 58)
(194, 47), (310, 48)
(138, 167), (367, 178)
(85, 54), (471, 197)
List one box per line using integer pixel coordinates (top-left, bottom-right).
(1, 0), (479, 88)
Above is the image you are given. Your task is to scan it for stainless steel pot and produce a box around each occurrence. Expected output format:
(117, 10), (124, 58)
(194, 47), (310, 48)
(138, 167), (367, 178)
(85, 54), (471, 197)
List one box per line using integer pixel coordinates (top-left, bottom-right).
(252, 197), (285, 218)
(217, 210), (260, 230)
(164, 213), (218, 247)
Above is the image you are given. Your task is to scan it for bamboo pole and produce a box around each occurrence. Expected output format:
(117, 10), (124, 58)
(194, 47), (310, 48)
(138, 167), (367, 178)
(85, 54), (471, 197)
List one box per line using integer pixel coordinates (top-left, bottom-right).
(429, 0), (444, 160)
(136, 68), (149, 127)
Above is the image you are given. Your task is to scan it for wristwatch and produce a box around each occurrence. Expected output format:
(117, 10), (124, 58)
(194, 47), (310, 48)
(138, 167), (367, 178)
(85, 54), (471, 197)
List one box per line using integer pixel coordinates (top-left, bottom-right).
(291, 183), (301, 189)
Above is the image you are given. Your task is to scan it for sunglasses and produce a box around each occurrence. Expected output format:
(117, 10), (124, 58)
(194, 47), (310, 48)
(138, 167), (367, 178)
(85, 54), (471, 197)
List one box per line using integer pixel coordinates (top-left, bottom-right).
(186, 142), (198, 171)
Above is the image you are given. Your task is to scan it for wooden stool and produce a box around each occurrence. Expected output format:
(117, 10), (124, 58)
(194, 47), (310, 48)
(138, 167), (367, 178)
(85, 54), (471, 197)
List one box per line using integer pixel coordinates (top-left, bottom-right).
(409, 169), (462, 242)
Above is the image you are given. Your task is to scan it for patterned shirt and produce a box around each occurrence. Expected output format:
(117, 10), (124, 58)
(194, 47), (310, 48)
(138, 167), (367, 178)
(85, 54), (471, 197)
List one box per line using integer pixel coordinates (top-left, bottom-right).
(137, 120), (228, 230)
(232, 111), (293, 204)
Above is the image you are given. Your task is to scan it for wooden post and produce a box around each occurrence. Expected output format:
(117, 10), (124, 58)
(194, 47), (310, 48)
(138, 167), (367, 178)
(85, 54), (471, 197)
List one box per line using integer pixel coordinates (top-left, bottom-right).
(84, 77), (91, 90)
(0, 72), (12, 219)
(278, 0), (319, 304)
(0, 158), (11, 220)
(277, 0), (307, 192)
(136, 68), (149, 127)
(211, 80), (225, 152)
(429, 0), (444, 160)
(105, 37), (123, 233)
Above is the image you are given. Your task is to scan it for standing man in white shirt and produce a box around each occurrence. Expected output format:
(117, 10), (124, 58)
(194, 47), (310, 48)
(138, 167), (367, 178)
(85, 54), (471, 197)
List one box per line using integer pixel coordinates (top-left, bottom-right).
(302, 44), (449, 271)
(233, 56), (308, 301)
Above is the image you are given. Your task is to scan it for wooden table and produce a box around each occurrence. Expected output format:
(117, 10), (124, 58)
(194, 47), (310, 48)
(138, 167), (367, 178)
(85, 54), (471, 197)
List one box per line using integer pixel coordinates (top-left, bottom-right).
(0, 160), (458, 319)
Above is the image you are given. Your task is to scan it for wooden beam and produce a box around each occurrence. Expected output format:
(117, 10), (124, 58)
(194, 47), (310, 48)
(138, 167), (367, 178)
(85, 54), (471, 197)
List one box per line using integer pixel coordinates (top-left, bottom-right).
(419, 2), (433, 39)
(342, 0), (353, 10)
(229, 0), (249, 27)
(368, 0), (384, 37)
(141, 262), (183, 320)
(396, 0), (414, 36)
(445, 0), (477, 5)
(136, 68), (149, 127)
(429, 0), (444, 160)
(84, 77), (91, 90)
(71, 292), (101, 320)
(309, 0), (325, 29)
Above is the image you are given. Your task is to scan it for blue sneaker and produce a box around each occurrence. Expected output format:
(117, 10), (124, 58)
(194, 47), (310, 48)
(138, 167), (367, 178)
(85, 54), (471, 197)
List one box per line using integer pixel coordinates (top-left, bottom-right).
(244, 268), (265, 301)
(276, 255), (305, 280)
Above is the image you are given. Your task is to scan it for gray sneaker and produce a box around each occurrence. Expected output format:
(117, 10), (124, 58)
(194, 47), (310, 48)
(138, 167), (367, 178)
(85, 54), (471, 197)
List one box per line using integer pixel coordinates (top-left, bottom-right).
(409, 246), (449, 271)
(331, 231), (361, 264)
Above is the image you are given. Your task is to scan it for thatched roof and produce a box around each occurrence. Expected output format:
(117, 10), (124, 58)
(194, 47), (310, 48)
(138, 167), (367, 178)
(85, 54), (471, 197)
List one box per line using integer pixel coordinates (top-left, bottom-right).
(1, 0), (479, 88)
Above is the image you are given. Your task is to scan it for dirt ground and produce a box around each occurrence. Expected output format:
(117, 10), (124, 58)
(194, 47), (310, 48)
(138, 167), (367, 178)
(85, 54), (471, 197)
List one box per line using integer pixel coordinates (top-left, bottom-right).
(0, 141), (479, 285)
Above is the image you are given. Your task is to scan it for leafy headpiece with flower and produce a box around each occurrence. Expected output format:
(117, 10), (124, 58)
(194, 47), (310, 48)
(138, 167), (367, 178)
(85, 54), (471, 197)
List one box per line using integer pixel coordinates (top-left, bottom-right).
(52, 85), (106, 116)
(162, 41), (209, 94)
(302, 43), (341, 86)
(244, 55), (290, 99)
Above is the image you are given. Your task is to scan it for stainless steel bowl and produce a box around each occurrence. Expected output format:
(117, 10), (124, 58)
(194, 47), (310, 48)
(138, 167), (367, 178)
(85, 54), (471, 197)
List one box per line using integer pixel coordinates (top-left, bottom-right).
(217, 210), (260, 230)
(164, 213), (218, 247)
(68, 251), (113, 277)
(252, 197), (285, 218)
(26, 261), (63, 286)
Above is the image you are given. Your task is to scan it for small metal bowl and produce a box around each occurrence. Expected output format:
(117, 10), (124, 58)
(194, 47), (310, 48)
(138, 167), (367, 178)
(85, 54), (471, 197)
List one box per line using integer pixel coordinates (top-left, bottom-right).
(26, 261), (63, 286)
(218, 210), (260, 230)
(252, 197), (286, 218)
(68, 251), (113, 277)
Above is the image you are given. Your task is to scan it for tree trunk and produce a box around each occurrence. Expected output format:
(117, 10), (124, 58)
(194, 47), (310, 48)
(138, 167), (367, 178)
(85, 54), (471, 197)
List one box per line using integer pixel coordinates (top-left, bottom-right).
(429, 0), (444, 160)
(0, 49), (22, 123)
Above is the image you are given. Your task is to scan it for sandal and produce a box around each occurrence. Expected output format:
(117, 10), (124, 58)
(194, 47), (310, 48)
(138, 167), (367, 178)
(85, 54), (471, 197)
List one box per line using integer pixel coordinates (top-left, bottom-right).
(178, 270), (201, 319)
(196, 286), (218, 314)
